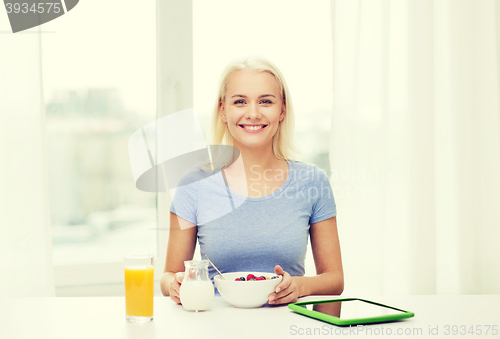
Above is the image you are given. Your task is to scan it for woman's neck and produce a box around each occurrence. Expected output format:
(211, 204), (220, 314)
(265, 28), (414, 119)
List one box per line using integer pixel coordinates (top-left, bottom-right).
(227, 141), (284, 176)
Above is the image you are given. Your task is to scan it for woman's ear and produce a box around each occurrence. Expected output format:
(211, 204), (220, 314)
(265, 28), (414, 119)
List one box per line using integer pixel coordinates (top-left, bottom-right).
(219, 101), (227, 122)
(279, 103), (286, 121)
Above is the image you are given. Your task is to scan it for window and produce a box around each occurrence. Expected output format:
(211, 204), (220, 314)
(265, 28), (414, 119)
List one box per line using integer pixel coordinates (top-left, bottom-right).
(42, 1), (156, 291)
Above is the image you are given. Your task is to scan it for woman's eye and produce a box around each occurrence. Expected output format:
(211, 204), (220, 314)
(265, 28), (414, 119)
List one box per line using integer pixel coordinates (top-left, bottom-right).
(261, 99), (273, 104)
(234, 100), (245, 105)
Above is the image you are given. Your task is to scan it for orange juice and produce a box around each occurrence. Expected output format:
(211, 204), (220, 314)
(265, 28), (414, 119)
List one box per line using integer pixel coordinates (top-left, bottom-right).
(124, 265), (154, 317)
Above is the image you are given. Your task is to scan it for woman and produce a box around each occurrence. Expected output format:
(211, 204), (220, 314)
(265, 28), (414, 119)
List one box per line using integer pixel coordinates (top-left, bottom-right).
(160, 57), (343, 305)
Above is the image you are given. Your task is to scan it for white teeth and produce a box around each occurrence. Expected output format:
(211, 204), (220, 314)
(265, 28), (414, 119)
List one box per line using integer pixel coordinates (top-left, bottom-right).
(243, 125), (264, 131)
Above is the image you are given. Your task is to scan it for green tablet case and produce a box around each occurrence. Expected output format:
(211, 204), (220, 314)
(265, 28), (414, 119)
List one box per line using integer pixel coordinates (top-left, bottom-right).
(288, 298), (414, 326)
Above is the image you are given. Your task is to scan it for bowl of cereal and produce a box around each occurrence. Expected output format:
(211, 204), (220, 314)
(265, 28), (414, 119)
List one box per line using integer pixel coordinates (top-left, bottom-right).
(214, 272), (283, 308)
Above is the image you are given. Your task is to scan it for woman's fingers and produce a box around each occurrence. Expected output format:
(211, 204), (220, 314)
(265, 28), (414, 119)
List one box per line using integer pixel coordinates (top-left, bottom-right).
(175, 272), (185, 284)
(269, 269), (292, 304)
(169, 272), (185, 304)
(272, 289), (296, 305)
(275, 280), (290, 294)
(274, 264), (285, 276)
(169, 284), (181, 304)
(268, 280), (293, 302)
(169, 281), (181, 304)
(170, 293), (181, 304)
(268, 266), (299, 305)
(269, 287), (299, 305)
(275, 280), (292, 298)
(274, 268), (290, 293)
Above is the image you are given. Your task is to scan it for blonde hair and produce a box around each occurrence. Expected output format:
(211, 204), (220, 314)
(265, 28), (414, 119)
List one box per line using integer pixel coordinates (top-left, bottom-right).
(209, 57), (300, 163)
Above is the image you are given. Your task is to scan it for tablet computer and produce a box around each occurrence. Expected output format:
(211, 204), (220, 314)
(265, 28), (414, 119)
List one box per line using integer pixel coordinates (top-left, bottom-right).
(288, 298), (414, 326)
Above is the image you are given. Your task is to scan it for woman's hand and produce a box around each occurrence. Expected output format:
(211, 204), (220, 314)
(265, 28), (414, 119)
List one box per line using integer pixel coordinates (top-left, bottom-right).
(169, 272), (185, 304)
(268, 265), (299, 305)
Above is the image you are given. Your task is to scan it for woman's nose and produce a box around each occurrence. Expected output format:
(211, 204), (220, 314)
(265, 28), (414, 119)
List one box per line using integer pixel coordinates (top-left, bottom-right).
(246, 102), (261, 120)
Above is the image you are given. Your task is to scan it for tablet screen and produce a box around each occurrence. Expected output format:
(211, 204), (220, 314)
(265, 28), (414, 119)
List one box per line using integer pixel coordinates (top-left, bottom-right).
(298, 300), (407, 320)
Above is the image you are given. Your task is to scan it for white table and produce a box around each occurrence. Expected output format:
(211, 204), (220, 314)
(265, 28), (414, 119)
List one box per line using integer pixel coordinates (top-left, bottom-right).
(1, 295), (499, 338)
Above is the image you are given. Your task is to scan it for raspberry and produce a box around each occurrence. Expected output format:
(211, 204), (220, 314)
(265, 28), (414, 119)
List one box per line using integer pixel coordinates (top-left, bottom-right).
(246, 274), (256, 280)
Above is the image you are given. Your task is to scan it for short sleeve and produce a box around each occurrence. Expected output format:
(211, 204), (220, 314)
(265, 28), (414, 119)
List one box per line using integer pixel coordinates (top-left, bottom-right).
(169, 169), (200, 225)
(309, 165), (337, 224)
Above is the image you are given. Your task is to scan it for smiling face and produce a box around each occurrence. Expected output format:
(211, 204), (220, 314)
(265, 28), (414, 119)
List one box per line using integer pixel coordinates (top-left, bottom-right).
(219, 70), (285, 151)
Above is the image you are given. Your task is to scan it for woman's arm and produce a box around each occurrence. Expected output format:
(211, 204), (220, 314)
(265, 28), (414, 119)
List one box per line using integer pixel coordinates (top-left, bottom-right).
(159, 212), (197, 302)
(297, 215), (344, 296)
(269, 216), (343, 305)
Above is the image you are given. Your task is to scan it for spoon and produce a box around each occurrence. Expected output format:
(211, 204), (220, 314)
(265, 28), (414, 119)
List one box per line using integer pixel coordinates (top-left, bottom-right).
(205, 255), (226, 280)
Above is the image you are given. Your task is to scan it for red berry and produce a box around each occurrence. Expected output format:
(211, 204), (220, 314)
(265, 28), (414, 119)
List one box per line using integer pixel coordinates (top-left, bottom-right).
(246, 274), (256, 280)
(235, 278), (242, 281)
(255, 277), (265, 281)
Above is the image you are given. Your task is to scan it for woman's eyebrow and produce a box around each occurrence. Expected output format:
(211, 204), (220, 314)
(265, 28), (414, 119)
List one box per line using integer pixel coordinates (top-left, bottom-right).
(231, 94), (276, 98)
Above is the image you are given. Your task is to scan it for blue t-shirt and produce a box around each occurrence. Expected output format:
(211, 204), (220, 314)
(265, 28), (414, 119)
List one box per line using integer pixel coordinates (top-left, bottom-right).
(169, 160), (336, 294)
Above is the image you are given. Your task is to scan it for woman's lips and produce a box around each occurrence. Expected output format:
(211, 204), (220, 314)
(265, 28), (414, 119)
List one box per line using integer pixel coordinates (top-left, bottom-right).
(239, 125), (268, 133)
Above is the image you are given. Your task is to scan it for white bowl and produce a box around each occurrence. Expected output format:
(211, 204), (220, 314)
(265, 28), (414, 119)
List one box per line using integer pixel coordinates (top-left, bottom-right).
(214, 272), (283, 308)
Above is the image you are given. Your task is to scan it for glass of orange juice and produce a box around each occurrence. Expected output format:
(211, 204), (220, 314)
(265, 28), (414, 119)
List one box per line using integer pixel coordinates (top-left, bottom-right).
(124, 254), (154, 323)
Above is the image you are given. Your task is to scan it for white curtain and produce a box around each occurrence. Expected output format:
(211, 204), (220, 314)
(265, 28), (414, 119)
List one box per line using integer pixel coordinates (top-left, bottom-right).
(0, 25), (54, 298)
(330, 0), (500, 295)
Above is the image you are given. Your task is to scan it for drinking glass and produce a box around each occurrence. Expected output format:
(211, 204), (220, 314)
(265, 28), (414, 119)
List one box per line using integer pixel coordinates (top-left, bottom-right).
(124, 254), (154, 322)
